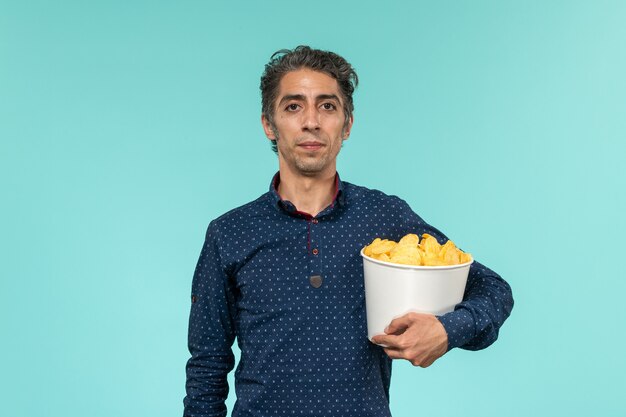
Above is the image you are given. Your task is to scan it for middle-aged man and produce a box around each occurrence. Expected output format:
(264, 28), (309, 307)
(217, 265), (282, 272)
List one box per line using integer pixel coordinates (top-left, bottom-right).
(184, 45), (514, 417)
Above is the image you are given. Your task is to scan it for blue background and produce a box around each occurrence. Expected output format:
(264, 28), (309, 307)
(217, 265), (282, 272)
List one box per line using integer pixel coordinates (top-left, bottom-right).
(1, 1), (625, 416)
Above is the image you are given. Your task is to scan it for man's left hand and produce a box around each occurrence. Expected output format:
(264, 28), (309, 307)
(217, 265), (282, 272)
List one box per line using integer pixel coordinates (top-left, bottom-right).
(370, 312), (448, 368)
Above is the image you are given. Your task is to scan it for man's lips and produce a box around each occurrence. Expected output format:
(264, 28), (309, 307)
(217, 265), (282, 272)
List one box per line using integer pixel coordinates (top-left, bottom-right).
(298, 141), (325, 150)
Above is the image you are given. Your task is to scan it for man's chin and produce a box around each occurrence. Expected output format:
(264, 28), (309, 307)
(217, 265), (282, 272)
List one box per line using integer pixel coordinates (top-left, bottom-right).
(294, 160), (329, 176)
(296, 167), (325, 177)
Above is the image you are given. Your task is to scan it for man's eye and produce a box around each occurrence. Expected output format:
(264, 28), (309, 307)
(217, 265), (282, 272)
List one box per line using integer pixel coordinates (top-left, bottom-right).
(321, 103), (336, 110)
(286, 103), (300, 111)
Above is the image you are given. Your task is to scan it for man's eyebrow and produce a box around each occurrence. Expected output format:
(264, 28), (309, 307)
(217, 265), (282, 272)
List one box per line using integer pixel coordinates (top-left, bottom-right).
(316, 94), (341, 103)
(278, 94), (306, 106)
(278, 94), (342, 106)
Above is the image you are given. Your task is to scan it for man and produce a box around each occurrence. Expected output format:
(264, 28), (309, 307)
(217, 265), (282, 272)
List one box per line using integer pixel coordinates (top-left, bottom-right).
(184, 45), (513, 417)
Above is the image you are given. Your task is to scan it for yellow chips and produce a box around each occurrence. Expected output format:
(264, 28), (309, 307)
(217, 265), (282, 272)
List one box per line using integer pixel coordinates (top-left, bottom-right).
(363, 233), (472, 266)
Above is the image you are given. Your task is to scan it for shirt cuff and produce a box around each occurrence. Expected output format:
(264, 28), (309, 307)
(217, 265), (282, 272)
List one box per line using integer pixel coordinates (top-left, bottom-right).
(437, 308), (476, 351)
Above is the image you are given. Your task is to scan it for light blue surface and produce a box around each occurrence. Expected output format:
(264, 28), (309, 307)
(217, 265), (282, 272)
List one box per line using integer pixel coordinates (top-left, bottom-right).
(1, 1), (625, 416)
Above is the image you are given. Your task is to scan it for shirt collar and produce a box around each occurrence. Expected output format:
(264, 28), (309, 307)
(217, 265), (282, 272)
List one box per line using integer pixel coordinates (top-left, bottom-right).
(269, 171), (346, 217)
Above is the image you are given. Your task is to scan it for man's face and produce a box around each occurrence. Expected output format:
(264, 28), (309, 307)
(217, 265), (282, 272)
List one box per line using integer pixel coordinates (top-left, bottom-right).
(262, 69), (353, 177)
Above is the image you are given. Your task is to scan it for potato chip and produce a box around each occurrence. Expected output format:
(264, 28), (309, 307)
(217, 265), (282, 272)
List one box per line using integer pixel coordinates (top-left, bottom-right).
(363, 238), (380, 257)
(422, 256), (448, 266)
(377, 253), (391, 262)
(419, 233), (436, 249)
(390, 244), (421, 265)
(369, 239), (397, 255)
(443, 248), (460, 265)
(390, 243), (416, 257)
(420, 233), (441, 257)
(439, 240), (455, 257)
(439, 240), (460, 265)
(398, 233), (419, 247)
(391, 255), (421, 265)
(459, 252), (472, 264)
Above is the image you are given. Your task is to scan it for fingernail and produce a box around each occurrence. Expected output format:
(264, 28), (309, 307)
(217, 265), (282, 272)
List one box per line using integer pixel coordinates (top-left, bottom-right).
(384, 326), (389, 333)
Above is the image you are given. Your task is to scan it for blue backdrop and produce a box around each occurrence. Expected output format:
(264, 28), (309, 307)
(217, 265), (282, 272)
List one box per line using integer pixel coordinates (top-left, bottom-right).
(1, 1), (625, 416)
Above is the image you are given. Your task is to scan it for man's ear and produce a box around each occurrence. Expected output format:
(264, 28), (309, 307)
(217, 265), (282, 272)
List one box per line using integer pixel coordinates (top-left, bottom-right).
(261, 114), (277, 140)
(342, 114), (354, 140)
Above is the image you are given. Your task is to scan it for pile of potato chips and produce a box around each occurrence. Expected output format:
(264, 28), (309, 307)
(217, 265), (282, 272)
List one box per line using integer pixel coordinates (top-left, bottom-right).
(363, 233), (472, 266)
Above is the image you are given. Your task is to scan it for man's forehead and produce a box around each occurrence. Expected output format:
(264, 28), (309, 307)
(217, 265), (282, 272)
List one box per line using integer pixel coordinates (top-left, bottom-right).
(277, 69), (342, 101)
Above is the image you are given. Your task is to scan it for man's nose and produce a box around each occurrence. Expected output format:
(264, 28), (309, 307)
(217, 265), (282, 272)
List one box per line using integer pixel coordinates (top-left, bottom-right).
(302, 106), (320, 130)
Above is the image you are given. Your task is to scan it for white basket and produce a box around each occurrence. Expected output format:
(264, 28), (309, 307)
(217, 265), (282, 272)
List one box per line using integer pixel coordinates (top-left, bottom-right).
(361, 249), (472, 340)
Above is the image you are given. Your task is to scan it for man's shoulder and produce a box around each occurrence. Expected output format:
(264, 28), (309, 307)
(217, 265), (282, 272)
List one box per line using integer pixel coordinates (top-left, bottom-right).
(208, 192), (271, 231)
(343, 181), (409, 208)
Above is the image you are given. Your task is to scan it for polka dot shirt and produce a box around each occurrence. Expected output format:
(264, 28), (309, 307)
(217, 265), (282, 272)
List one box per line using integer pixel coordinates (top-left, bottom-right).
(183, 172), (514, 417)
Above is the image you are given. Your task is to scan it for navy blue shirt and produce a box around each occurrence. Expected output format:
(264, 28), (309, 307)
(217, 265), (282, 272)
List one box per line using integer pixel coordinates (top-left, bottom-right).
(184, 173), (513, 417)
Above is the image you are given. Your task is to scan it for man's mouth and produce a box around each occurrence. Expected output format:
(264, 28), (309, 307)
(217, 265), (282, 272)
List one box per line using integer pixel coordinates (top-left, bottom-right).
(298, 141), (325, 151)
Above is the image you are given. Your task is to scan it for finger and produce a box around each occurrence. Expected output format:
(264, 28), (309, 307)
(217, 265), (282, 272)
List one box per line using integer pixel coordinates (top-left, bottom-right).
(384, 325), (406, 336)
(371, 333), (401, 348)
(421, 358), (435, 368)
(383, 348), (405, 360)
(385, 313), (415, 334)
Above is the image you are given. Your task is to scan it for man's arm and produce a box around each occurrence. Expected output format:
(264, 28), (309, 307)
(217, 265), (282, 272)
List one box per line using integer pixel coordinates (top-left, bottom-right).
(437, 259), (514, 351)
(371, 199), (514, 366)
(183, 222), (237, 417)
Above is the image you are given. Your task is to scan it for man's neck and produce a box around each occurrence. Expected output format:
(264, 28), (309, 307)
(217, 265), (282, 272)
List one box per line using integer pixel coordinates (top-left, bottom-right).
(277, 166), (337, 217)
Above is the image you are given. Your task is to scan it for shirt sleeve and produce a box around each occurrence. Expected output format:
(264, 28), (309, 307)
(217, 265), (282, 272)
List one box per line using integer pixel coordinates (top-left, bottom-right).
(183, 221), (237, 417)
(398, 199), (514, 351)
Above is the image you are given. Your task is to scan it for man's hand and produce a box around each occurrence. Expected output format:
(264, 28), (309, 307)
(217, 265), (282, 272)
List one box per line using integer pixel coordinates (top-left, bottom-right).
(370, 312), (449, 368)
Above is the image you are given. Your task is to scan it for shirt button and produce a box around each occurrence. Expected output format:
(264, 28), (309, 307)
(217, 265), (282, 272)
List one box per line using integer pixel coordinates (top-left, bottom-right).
(312, 248), (319, 255)
(310, 275), (323, 288)
(312, 219), (318, 224)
